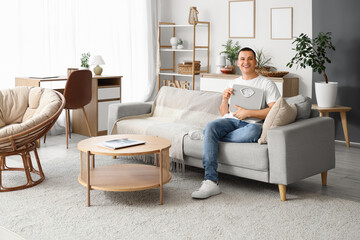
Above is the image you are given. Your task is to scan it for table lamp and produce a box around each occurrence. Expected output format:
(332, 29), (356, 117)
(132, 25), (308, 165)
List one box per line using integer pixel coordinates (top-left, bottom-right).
(91, 55), (105, 75)
(216, 55), (226, 73)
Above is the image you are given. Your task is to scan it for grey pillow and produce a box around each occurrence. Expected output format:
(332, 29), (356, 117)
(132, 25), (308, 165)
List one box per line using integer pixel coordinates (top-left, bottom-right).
(284, 95), (312, 120)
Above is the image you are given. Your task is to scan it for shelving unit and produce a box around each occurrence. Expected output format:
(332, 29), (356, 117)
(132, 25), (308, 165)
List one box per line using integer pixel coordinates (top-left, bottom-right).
(158, 21), (210, 90)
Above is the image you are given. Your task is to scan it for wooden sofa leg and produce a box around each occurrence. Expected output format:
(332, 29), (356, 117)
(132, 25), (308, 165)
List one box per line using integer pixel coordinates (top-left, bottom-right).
(321, 171), (328, 186)
(278, 184), (286, 201)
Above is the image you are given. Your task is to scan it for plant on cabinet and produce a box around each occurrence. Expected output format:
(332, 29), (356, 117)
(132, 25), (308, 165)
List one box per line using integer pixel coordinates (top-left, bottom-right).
(287, 32), (336, 107)
(221, 40), (241, 74)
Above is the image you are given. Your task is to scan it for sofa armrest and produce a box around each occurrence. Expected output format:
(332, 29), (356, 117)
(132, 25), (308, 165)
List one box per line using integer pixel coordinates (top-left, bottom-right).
(107, 102), (153, 134)
(267, 117), (335, 185)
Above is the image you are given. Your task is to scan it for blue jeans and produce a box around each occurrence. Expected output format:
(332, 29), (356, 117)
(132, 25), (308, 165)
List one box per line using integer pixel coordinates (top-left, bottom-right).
(203, 118), (262, 182)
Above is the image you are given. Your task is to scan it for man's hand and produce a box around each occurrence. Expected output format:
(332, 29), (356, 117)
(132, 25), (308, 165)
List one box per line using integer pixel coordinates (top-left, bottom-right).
(222, 88), (233, 102)
(233, 105), (248, 120)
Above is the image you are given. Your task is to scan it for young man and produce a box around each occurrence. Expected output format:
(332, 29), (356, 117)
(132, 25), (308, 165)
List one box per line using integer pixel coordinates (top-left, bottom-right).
(191, 47), (280, 199)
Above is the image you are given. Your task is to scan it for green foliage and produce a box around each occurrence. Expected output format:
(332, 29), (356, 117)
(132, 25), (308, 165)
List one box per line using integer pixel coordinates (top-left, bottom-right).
(177, 38), (183, 45)
(256, 48), (272, 68)
(220, 40), (241, 65)
(287, 32), (335, 83)
(81, 52), (91, 68)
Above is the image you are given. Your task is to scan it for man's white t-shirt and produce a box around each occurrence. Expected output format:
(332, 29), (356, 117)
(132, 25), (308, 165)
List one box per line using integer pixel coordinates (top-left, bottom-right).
(223, 75), (281, 120)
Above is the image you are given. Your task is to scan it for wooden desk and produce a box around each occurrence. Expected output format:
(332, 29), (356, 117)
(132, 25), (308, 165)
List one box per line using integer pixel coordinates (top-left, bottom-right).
(312, 104), (352, 147)
(15, 75), (122, 136)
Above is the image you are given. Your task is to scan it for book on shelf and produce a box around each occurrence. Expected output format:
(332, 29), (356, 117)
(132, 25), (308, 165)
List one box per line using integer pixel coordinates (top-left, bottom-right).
(97, 138), (145, 150)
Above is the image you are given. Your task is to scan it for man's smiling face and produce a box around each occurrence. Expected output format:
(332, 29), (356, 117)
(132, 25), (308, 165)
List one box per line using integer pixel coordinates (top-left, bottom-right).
(237, 50), (257, 75)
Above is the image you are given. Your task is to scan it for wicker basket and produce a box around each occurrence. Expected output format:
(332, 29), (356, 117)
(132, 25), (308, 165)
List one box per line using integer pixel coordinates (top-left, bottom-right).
(177, 61), (201, 75)
(259, 71), (289, 78)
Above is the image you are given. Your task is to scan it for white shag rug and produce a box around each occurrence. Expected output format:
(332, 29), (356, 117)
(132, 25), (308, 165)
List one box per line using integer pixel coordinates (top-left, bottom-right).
(1, 134), (359, 240)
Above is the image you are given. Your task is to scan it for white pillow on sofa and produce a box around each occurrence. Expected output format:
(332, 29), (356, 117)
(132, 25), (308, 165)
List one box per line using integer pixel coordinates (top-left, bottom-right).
(258, 97), (297, 144)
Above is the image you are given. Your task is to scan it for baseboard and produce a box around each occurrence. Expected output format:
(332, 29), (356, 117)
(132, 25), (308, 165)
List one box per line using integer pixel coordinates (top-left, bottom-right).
(335, 140), (360, 147)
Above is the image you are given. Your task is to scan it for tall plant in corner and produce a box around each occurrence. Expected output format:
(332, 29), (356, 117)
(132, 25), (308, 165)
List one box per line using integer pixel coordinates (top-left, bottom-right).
(287, 32), (337, 107)
(287, 32), (335, 83)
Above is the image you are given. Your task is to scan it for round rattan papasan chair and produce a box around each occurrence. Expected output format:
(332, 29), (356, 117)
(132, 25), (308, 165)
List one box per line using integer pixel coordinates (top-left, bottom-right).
(0, 86), (65, 191)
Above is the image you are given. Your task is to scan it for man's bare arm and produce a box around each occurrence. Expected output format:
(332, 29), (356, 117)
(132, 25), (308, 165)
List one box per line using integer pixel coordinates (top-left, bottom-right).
(219, 88), (233, 116)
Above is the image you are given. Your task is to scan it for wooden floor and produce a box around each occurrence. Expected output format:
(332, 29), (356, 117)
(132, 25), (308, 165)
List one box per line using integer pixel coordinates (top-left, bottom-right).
(290, 141), (360, 202)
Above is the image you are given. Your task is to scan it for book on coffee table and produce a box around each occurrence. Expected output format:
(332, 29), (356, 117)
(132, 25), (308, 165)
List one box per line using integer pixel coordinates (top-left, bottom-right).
(97, 138), (145, 150)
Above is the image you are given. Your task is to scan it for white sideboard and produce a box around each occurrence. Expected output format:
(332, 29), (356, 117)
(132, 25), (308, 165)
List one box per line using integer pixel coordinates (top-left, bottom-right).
(200, 74), (299, 97)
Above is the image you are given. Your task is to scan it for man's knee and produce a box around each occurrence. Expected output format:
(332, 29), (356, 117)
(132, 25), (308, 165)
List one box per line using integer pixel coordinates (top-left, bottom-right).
(247, 124), (262, 137)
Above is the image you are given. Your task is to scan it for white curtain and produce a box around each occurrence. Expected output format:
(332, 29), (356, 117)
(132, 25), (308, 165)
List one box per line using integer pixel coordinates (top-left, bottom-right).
(0, 0), (158, 102)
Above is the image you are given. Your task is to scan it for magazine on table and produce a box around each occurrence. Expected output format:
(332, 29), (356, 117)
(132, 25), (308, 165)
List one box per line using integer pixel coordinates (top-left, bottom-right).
(97, 138), (145, 150)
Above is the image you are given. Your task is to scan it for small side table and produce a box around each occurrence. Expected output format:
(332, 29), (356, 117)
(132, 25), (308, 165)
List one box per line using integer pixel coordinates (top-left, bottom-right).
(312, 104), (352, 147)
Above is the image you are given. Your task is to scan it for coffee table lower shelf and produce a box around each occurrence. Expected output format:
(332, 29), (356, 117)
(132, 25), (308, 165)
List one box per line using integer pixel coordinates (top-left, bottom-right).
(78, 163), (172, 192)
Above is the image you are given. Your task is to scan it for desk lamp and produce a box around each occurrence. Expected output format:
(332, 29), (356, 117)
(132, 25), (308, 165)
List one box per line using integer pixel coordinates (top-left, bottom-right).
(91, 55), (105, 75)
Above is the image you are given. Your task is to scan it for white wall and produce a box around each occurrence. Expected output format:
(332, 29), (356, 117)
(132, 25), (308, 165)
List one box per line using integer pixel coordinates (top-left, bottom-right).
(160, 0), (313, 96)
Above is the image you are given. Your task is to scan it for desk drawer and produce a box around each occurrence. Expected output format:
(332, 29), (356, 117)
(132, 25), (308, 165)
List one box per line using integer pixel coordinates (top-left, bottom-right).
(98, 87), (120, 100)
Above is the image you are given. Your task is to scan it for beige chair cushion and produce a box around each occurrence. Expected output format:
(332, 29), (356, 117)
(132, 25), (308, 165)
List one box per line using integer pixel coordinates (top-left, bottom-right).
(0, 87), (30, 127)
(0, 87), (62, 138)
(258, 97), (297, 144)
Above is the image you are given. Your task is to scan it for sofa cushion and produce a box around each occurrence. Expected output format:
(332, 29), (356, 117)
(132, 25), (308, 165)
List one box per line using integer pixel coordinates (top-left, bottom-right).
(258, 97), (297, 144)
(183, 135), (269, 171)
(284, 95), (312, 120)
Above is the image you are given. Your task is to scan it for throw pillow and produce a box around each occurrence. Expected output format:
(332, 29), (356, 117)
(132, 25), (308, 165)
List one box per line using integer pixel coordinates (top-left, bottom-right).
(284, 95), (312, 120)
(258, 97), (297, 144)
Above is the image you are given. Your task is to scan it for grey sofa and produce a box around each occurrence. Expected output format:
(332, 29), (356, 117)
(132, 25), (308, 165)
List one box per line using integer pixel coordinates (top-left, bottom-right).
(108, 87), (335, 201)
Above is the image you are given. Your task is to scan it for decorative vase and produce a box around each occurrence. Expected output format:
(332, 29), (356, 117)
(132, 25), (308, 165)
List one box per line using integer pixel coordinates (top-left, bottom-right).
(177, 45), (184, 49)
(315, 82), (338, 108)
(170, 37), (178, 49)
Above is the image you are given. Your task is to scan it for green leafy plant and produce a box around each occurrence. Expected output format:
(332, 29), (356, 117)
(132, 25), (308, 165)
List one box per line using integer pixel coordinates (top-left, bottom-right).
(255, 48), (273, 69)
(287, 32), (335, 83)
(221, 40), (241, 65)
(81, 52), (91, 68)
(177, 38), (183, 45)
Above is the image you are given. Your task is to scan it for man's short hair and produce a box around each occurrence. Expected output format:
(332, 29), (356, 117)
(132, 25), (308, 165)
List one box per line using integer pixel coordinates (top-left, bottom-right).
(238, 47), (256, 59)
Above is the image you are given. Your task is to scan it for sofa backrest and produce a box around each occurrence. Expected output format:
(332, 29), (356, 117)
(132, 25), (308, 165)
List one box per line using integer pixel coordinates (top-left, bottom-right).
(153, 87), (222, 128)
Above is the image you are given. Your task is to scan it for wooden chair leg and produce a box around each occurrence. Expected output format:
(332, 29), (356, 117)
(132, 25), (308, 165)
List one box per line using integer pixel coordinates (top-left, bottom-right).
(81, 107), (93, 137)
(43, 134), (47, 143)
(65, 109), (69, 148)
(278, 184), (286, 201)
(67, 109), (71, 139)
(321, 171), (328, 186)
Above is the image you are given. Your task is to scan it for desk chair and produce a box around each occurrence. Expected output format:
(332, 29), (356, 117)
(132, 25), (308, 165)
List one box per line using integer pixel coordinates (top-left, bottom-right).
(64, 70), (93, 148)
(44, 70), (93, 148)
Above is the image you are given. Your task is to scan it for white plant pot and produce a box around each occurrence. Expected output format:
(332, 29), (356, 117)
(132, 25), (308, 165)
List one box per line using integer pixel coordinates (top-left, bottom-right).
(79, 67), (89, 70)
(315, 82), (338, 108)
(170, 37), (178, 49)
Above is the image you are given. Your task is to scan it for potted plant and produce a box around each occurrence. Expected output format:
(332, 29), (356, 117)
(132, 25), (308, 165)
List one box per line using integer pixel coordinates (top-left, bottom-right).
(80, 52), (91, 69)
(221, 40), (241, 74)
(287, 32), (336, 107)
(255, 48), (274, 73)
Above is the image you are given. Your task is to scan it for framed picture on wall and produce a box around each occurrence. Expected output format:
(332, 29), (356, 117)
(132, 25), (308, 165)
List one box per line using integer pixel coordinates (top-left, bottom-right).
(229, 0), (255, 38)
(271, 7), (293, 40)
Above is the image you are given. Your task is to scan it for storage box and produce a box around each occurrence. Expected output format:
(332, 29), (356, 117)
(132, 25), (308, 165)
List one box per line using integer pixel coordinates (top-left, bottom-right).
(177, 61), (201, 75)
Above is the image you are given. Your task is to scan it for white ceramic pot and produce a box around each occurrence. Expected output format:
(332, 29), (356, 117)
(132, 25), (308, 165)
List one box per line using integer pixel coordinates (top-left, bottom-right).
(79, 67), (89, 70)
(315, 82), (338, 108)
(170, 37), (178, 49)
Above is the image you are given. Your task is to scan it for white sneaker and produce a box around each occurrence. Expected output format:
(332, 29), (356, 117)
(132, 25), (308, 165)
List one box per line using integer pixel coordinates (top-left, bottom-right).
(191, 180), (221, 199)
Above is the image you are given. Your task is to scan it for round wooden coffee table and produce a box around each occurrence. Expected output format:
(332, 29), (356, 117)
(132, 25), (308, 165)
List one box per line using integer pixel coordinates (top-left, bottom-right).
(77, 134), (171, 207)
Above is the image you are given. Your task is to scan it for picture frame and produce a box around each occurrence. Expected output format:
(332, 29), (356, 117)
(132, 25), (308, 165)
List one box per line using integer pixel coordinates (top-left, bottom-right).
(229, 0), (255, 38)
(271, 7), (293, 40)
